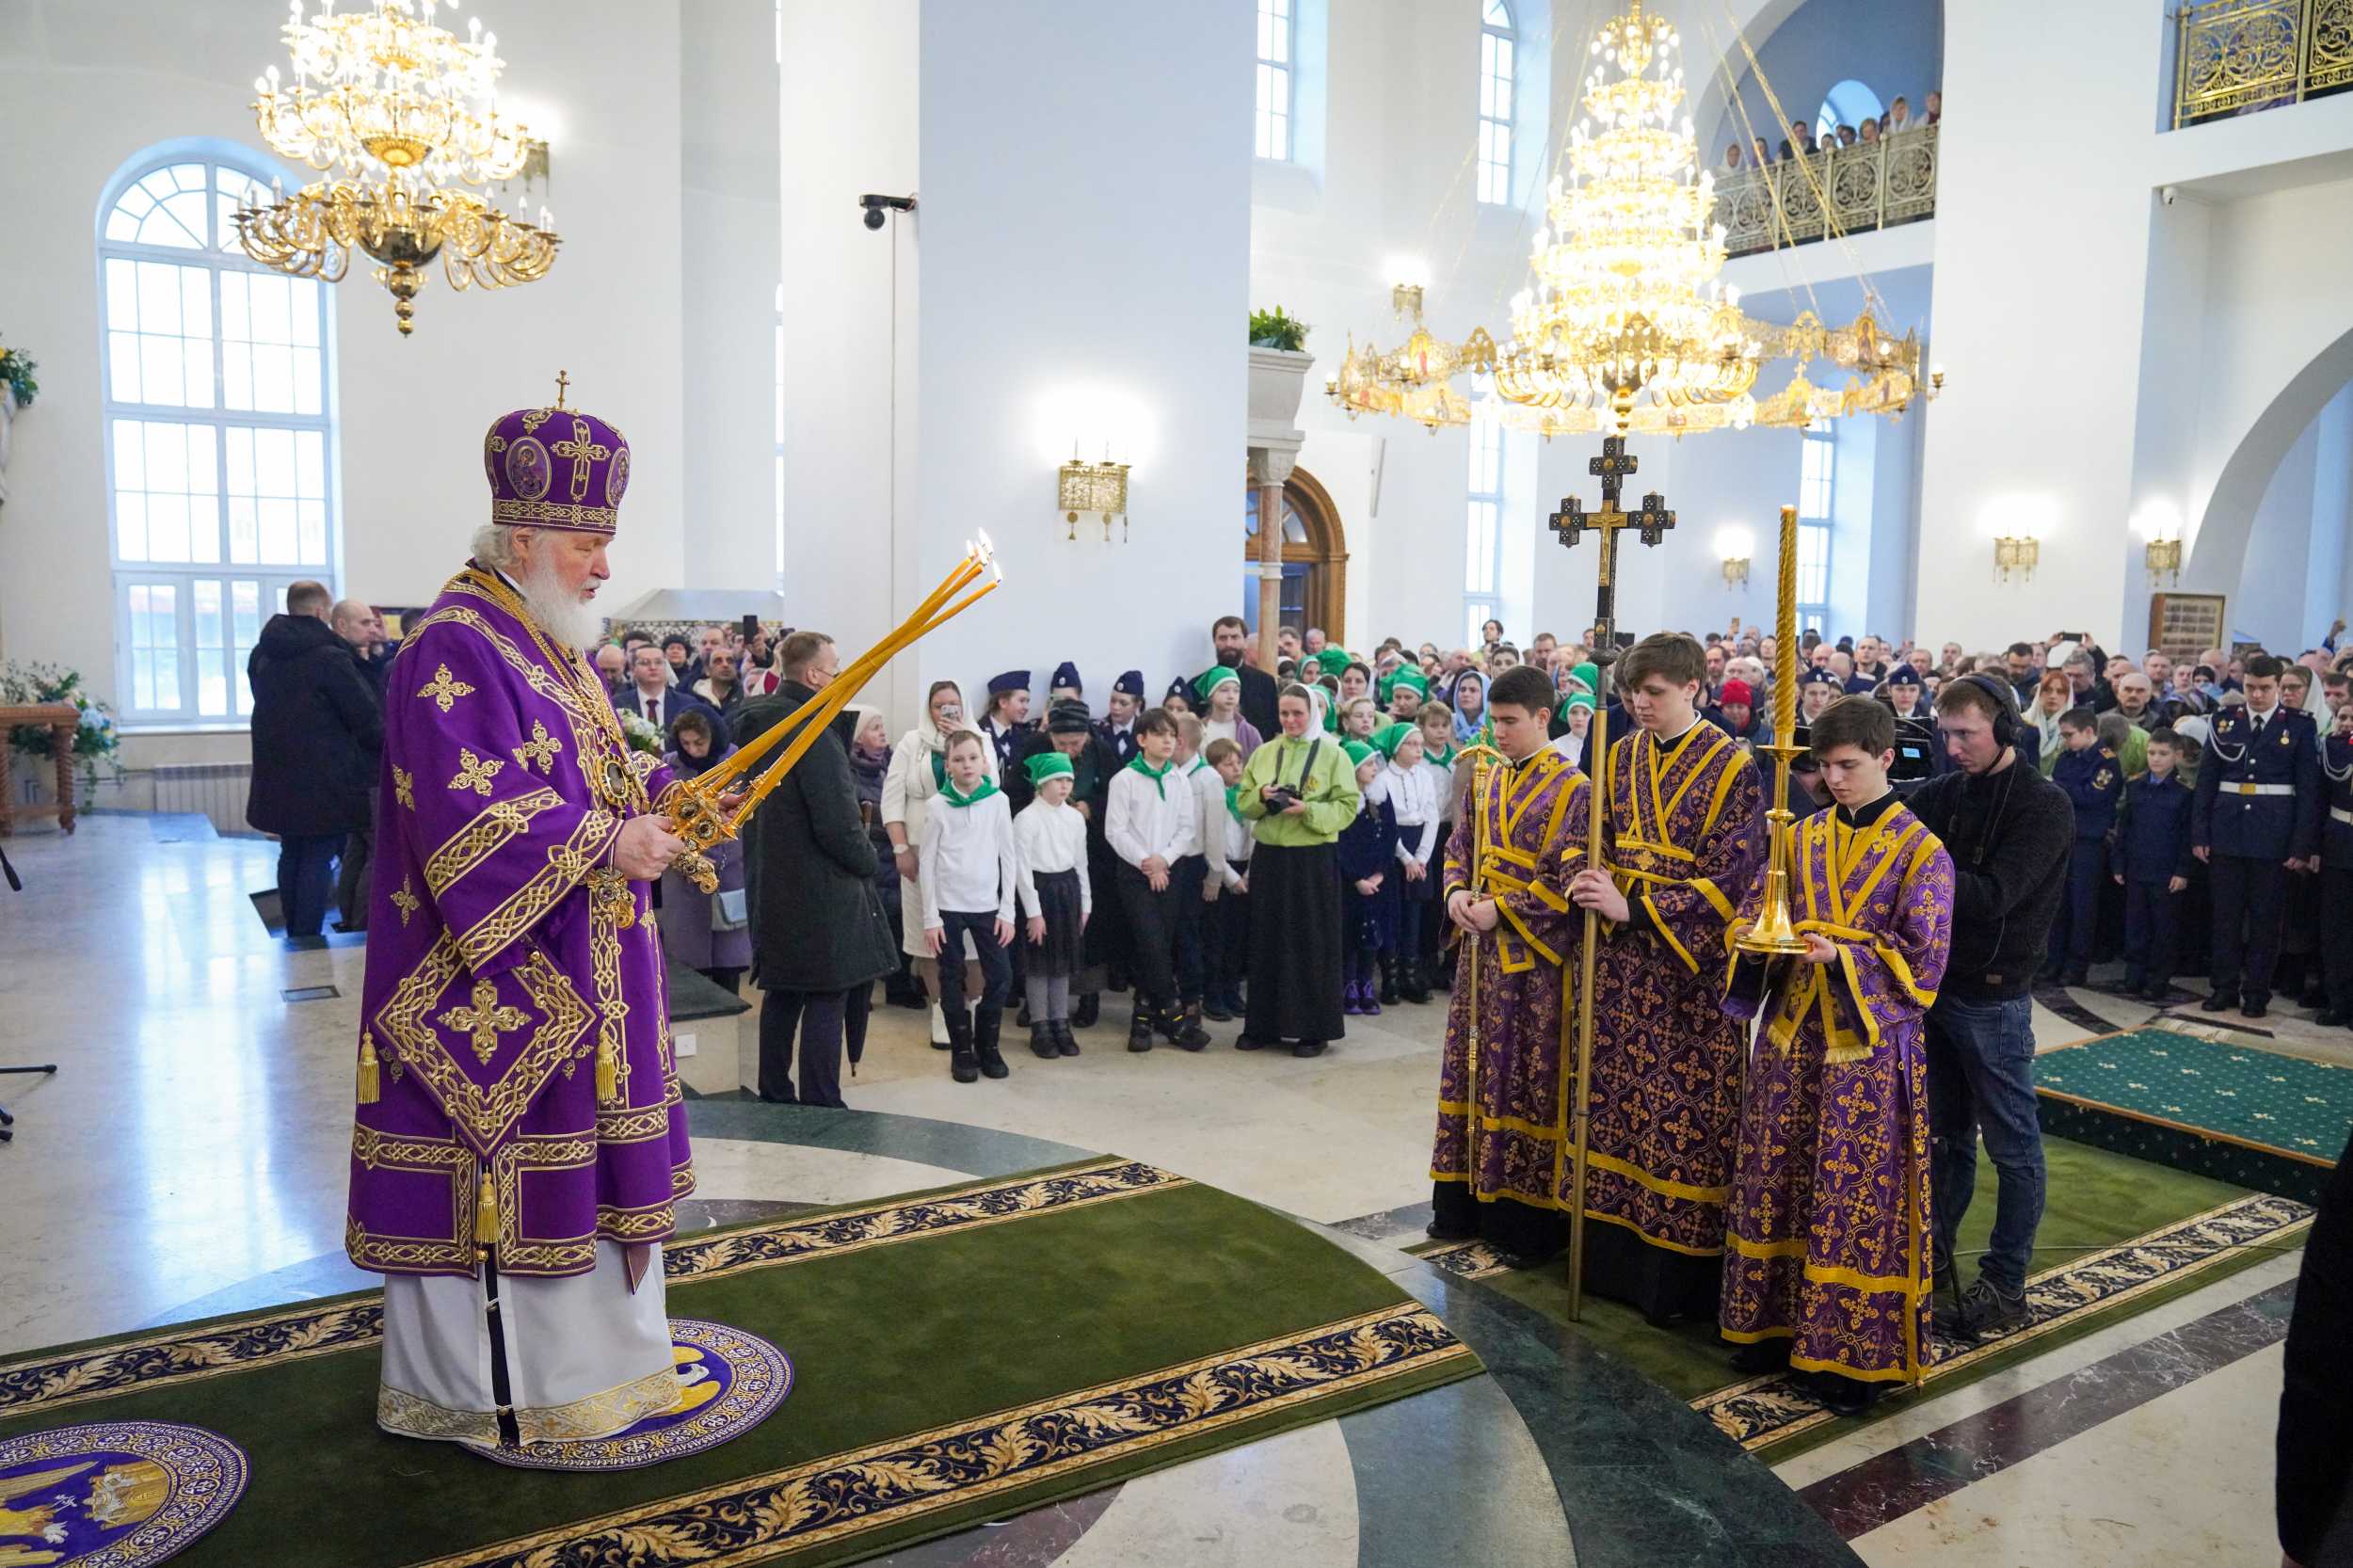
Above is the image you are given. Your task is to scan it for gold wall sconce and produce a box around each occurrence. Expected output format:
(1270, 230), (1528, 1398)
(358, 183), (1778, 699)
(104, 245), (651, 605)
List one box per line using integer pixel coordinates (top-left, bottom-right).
(1058, 456), (1130, 542)
(1715, 526), (1753, 589)
(1993, 535), (2040, 582)
(2144, 536), (2182, 586)
(1721, 555), (1751, 588)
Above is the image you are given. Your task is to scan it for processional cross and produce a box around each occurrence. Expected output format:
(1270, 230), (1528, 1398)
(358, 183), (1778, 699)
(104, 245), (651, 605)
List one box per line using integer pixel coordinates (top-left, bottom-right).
(1545, 432), (1675, 1328)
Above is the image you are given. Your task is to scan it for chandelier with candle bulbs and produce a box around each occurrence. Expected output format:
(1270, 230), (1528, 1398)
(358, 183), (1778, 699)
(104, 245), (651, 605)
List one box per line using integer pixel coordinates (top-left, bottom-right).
(233, 0), (557, 336)
(1330, 1), (1935, 436)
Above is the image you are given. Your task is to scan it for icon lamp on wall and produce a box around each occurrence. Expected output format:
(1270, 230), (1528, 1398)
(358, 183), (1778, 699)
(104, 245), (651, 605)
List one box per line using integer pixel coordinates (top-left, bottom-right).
(1715, 526), (1753, 589)
(2134, 501), (2184, 586)
(1058, 450), (1131, 543)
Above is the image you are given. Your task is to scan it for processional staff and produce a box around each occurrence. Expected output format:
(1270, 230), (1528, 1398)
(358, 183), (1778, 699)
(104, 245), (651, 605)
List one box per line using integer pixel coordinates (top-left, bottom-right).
(1546, 435), (1675, 1322)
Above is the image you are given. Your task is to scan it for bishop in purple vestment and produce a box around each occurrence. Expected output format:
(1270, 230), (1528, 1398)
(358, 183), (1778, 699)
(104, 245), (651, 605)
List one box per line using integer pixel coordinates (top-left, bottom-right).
(1720, 697), (1954, 1404)
(1569, 635), (1766, 1321)
(347, 390), (701, 1452)
(1429, 669), (1591, 1261)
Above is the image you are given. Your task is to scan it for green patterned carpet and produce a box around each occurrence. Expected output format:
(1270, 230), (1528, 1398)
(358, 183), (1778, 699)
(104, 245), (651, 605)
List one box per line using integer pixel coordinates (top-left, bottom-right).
(2036, 1026), (2352, 1200)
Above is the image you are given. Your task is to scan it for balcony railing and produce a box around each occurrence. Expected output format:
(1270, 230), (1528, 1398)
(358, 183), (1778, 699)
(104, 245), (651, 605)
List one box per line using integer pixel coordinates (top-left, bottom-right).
(2173, 0), (2353, 126)
(1717, 124), (1937, 259)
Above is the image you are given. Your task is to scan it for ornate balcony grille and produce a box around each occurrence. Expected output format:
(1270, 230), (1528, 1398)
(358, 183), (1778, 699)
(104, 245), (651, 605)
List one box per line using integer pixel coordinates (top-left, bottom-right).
(2173, 0), (2353, 127)
(1717, 123), (1937, 259)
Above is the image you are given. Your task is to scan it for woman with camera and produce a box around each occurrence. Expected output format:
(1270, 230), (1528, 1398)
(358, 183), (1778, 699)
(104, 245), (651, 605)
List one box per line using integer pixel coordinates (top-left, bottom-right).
(1234, 683), (1363, 1056)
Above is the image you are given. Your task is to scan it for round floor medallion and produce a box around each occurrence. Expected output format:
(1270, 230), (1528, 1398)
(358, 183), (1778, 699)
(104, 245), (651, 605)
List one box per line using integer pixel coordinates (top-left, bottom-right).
(0, 1420), (249, 1566)
(467, 1318), (792, 1471)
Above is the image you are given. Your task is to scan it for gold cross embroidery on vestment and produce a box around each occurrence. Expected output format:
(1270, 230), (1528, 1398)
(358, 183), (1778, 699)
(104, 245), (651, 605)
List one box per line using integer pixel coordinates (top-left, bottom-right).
(391, 874), (422, 926)
(513, 719), (563, 774)
(392, 764), (416, 810)
(448, 747), (505, 796)
(438, 978), (532, 1065)
(417, 664), (477, 712)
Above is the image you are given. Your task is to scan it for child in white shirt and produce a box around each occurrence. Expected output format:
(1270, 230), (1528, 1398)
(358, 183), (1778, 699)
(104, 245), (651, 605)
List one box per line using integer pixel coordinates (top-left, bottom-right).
(920, 730), (1016, 1083)
(1013, 750), (1092, 1060)
(1378, 723), (1438, 1004)
(1106, 709), (1209, 1051)
(1202, 737), (1254, 1020)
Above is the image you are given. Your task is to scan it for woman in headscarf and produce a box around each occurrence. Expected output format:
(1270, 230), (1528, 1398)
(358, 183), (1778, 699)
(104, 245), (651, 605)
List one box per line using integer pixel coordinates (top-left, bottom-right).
(658, 707), (751, 991)
(2031, 669), (2073, 776)
(1448, 668), (1491, 745)
(850, 706), (923, 1009)
(1234, 682), (1364, 1056)
(883, 680), (998, 1044)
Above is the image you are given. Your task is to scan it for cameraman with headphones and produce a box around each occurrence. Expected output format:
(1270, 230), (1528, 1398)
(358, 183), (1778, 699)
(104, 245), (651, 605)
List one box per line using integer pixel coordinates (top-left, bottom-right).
(1904, 672), (2074, 1337)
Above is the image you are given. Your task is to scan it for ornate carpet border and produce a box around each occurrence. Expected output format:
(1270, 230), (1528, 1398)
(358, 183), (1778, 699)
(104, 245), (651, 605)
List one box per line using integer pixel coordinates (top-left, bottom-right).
(1691, 1190), (2313, 1451)
(408, 1304), (1474, 1568)
(0, 1159), (1181, 1422)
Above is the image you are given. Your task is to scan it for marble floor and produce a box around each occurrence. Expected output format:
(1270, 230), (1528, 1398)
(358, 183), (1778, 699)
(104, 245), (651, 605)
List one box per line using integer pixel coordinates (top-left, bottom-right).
(0, 812), (2320, 1567)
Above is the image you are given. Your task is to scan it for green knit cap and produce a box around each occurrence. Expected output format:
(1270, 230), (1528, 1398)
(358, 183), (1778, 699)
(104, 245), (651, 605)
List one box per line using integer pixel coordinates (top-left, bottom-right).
(1388, 668), (1430, 698)
(1023, 751), (1074, 785)
(1193, 664), (1240, 701)
(1341, 738), (1375, 767)
(1371, 722), (1416, 760)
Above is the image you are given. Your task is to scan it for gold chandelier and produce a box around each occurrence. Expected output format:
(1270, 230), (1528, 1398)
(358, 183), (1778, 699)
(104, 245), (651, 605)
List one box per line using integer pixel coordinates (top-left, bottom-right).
(1330, 1), (1933, 436)
(234, 0), (558, 336)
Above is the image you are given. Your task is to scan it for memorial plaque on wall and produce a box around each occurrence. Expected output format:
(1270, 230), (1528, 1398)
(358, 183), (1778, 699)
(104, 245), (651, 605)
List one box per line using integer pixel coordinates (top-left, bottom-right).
(2149, 593), (2225, 660)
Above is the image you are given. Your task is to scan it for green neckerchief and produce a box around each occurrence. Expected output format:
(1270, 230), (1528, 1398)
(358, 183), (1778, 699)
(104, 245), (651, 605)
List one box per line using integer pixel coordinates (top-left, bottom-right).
(1225, 782), (1245, 822)
(1127, 754), (1175, 798)
(1185, 756), (1209, 776)
(1425, 740), (1457, 768)
(939, 776), (1000, 808)
(929, 749), (948, 790)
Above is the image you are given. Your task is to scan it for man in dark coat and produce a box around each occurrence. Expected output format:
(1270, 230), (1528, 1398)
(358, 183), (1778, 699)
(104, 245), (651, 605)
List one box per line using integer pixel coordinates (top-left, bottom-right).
(736, 630), (898, 1107)
(1213, 615), (1280, 741)
(246, 579), (382, 944)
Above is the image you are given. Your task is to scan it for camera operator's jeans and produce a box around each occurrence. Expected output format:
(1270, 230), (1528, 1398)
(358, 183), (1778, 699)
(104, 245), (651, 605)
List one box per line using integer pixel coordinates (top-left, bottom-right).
(1925, 995), (2046, 1294)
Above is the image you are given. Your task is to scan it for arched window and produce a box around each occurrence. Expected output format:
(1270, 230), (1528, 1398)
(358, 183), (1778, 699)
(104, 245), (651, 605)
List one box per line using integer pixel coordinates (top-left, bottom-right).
(1796, 421), (1834, 632)
(1478, 0), (1516, 204)
(1465, 413), (1503, 645)
(1816, 79), (1885, 141)
(99, 148), (337, 724)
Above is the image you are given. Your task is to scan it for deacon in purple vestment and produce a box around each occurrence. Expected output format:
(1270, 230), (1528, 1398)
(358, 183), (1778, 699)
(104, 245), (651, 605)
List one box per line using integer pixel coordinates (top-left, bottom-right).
(1720, 696), (1954, 1398)
(1569, 635), (1766, 1321)
(1429, 669), (1591, 1260)
(347, 387), (702, 1452)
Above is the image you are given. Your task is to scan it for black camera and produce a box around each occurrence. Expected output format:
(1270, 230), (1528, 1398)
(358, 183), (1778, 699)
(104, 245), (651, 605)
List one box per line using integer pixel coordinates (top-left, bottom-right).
(1263, 785), (1304, 811)
(859, 193), (917, 230)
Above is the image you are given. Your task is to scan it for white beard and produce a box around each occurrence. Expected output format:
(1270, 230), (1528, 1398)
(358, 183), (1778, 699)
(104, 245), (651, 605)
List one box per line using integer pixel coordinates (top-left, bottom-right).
(514, 552), (605, 652)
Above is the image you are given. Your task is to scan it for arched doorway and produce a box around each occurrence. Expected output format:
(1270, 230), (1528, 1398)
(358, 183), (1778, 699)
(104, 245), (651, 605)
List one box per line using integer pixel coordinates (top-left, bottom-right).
(1243, 468), (1348, 645)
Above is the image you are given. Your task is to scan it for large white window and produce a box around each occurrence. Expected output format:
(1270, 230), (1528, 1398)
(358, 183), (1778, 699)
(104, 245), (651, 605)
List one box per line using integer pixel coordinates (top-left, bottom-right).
(100, 151), (336, 725)
(1256, 0), (1295, 161)
(1464, 415), (1503, 648)
(1796, 423), (1833, 633)
(1478, 0), (1516, 204)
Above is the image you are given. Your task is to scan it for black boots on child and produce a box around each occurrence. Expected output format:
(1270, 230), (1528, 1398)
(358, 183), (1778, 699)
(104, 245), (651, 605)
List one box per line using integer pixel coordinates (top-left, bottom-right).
(950, 1006), (1011, 1081)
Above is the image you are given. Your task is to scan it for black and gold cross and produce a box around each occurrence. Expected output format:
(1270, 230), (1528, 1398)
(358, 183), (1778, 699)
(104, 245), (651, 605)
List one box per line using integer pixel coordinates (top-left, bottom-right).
(1548, 437), (1674, 589)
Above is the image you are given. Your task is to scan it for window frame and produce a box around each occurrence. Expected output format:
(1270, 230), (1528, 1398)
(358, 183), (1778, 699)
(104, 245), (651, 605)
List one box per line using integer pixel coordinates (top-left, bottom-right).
(1796, 422), (1834, 632)
(96, 145), (339, 731)
(1464, 414), (1503, 650)
(1256, 0), (1296, 162)
(1477, 0), (1516, 206)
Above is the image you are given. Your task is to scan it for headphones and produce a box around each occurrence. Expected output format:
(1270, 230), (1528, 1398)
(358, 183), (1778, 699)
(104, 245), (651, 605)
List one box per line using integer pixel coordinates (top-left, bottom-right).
(1950, 672), (2023, 748)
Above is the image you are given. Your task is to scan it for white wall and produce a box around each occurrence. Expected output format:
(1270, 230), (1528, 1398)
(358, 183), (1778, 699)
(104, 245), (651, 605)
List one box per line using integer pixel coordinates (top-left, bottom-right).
(911, 0), (1252, 707)
(0, 0), (689, 767)
(2234, 416), (2320, 650)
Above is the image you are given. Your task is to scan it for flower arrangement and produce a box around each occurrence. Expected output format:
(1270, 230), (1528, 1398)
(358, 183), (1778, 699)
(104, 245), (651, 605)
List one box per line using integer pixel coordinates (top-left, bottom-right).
(0, 334), (38, 408)
(3, 662), (124, 805)
(616, 707), (666, 757)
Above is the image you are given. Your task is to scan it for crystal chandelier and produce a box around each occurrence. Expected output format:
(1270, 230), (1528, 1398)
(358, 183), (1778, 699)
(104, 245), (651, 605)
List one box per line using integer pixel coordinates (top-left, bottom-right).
(234, 0), (558, 336)
(1330, 1), (1933, 437)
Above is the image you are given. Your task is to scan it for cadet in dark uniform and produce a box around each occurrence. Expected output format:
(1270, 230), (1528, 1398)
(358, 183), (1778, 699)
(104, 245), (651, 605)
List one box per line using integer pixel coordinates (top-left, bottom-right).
(2193, 655), (2323, 1019)
(2112, 727), (2196, 1000)
(978, 669), (1032, 776)
(2047, 708), (2121, 985)
(1096, 669), (1144, 765)
(2318, 711), (2353, 1027)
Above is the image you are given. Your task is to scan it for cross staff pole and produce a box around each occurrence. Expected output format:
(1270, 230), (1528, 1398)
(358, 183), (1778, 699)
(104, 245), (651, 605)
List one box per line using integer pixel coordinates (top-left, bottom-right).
(1547, 435), (1675, 1322)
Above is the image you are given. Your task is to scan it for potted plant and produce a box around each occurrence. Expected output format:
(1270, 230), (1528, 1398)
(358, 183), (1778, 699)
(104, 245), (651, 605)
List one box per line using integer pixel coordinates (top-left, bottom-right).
(0, 333), (31, 478)
(1248, 307), (1314, 431)
(3, 662), (124, 809)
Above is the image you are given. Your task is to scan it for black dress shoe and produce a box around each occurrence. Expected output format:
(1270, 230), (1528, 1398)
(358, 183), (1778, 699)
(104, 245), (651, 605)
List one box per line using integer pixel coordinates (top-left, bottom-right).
(1291, 1039), (1326, 1058)
(1424, 1219), (1477, 1242)
(2200, 991), (2238, 1013)
(1234, 1034), (1267, 1051)
(1731, 1339), (1792, 1376)
(1072, 992), (1101, 1029)
(1808, 1371), (1883, 1416)
(2241, 999), (2269, 1019)
(2317, 1008), (2351, 1028)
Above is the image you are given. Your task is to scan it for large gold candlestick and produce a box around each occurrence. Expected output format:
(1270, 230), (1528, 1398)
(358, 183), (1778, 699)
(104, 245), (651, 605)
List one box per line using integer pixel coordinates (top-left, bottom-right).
(1736, 504), (1810, 957)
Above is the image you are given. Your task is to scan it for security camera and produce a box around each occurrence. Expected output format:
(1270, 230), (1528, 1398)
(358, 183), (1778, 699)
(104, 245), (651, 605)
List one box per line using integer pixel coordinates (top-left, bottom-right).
(859, 193), (917, 231)
(2161, 184), (2179, 207)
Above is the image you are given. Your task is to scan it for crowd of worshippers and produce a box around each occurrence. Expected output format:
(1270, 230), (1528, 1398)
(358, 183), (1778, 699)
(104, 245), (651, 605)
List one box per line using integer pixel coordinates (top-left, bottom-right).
(1721, 88), (1942, 171)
